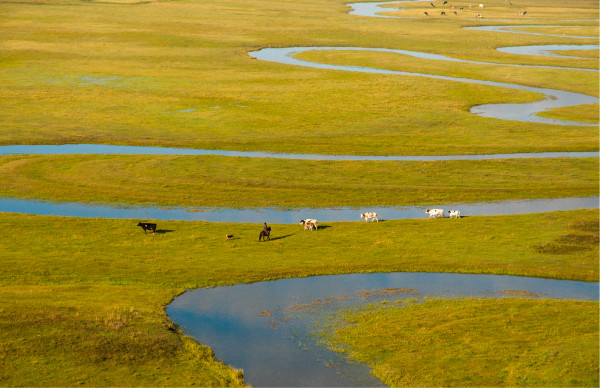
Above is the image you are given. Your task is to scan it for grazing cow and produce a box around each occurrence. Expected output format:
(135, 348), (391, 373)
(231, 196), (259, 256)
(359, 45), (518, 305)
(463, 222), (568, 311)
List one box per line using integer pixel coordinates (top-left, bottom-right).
(424, 11), (429, 15)
(447, 210), (461, 218)
(441, 11), (446, 15)
(226, 234), (234, 240)
(300, 219), (318, 230)
(360, 212), (379, 222)
(425, 209), (445, 218)
(137, 222), (157, 234)
(299, 219), (318, 231)
(479, 3), (484, 7)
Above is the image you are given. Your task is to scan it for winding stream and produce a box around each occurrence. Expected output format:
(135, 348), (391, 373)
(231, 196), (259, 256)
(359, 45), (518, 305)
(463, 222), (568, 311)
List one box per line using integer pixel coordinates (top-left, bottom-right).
(249, 46), (597, 126)
(251, 1), (598, 126)
(0, 196), (597, 223)
(1, 144), (596, 160)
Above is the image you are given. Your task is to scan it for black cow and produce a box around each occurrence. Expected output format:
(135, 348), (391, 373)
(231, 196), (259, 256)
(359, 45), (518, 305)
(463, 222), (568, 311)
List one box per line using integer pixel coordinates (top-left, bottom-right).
(137, 222), (157, 234)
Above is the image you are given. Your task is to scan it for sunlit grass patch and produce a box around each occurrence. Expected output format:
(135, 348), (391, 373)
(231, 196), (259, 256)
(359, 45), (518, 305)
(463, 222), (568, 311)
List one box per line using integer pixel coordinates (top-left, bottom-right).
(316, 298), (599, 387)
(538, 103), (599, 124)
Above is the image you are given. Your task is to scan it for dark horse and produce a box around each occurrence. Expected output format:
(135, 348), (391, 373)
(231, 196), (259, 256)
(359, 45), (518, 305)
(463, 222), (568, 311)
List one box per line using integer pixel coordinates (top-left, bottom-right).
(259, 226), (271, 241)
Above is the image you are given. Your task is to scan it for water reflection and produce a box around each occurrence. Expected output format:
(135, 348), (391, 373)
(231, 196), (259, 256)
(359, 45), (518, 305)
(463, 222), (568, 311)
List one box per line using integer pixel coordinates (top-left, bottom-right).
(0, 196), (597, 223)
(167, 272), (599, 387)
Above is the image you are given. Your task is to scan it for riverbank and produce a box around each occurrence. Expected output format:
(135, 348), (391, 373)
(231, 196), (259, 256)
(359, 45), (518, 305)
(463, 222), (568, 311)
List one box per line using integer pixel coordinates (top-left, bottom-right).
(1, 209), (597, 385)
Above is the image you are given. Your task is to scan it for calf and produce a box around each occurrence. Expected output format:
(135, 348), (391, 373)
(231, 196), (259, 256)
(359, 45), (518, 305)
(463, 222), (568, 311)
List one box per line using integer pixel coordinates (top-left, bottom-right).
(360, 212), (378, 222)
(137, 222), (157, 234)
(447, 210), (461, 218)
(425, 209), (444, 218)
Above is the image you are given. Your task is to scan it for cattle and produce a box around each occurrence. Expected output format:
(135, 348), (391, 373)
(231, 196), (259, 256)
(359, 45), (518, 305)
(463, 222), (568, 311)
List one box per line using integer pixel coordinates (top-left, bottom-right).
(447, 210), (461, 218)
(360, 212), (378, 222)
(226, 234), (234, 239)
(425, 209), (444, 218)
(479, 3), (484, 7)
(137, 222), (157, 234)
(299, 219), (318, 230)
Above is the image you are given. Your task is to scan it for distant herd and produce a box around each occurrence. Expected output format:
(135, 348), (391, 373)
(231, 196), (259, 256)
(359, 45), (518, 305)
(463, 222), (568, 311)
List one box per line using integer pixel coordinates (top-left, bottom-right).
(137, 209), (461, 239)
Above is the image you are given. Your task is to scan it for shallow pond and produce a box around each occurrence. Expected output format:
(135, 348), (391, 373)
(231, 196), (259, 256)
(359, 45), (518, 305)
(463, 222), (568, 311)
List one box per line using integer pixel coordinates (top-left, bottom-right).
(167, 272), (599, 387)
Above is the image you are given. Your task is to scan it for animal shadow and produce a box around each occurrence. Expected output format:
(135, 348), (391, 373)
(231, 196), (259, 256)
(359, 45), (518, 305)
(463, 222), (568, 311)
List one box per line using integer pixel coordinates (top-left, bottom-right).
(155, 229), (176, 234)
(269, 234), (294, 241)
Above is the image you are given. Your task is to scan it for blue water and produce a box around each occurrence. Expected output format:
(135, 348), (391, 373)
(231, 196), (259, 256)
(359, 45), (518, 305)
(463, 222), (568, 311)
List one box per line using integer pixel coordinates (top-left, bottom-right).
(0, 196), (597, 223)
(167, 272), (599, 387)
(1, 144), (597, 160)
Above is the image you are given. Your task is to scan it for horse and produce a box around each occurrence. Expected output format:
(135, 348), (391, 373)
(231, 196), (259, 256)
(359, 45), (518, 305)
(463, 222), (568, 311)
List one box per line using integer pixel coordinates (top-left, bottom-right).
(259, 226), (271, 241)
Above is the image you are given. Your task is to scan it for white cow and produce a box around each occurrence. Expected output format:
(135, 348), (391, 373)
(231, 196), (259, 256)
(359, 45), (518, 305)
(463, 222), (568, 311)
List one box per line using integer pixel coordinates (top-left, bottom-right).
(360, 212), (378, 222)
(425, 209), (445, 218)
(299, 219), (318, 230)
(447, 210), (461, 218)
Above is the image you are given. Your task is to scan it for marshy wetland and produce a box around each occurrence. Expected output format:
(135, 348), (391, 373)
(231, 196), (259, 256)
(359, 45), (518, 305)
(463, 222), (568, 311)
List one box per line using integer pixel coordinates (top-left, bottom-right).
(0, 0), (598, 386)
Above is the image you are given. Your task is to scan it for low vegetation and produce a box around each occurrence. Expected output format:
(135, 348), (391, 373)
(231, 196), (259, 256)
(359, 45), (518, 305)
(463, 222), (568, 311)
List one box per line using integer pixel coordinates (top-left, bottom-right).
(0, 155), (596, 208)
(0, 0), (597, 154)
(0, 209), (597, 385)
(316, 298), (599, 386)
(0, 0), (597, 385)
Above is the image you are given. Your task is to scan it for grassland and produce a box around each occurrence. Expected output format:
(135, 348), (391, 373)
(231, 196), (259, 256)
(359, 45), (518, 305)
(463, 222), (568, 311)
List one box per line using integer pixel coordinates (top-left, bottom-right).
(0, 0), (598, 155)
(1, 210), (598, 385)
(0, 155), (596, 207)
(1, 0), (598, 386)
(316, 298), (599, 386)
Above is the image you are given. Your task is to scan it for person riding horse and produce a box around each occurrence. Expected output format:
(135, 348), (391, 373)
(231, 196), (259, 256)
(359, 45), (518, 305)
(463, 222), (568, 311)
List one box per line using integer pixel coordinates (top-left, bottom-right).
(260, 222), (271, 241)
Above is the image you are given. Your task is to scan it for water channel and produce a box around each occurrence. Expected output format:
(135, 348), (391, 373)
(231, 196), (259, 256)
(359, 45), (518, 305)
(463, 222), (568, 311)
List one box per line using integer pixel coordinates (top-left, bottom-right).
(1, 144), (596, 161)
(0, 196), (596, 223)
(167, 272), (599, 387)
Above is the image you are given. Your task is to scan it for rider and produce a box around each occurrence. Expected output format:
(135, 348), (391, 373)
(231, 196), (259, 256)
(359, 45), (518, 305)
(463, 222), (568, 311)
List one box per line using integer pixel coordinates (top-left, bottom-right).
(263, 222), (269, 234)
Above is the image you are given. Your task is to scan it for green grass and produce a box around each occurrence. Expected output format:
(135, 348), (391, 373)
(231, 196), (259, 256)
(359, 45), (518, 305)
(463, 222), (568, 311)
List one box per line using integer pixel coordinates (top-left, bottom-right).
(0, 209), (598, 385)
(0, 0), (597, 154)
(1, 0), (598, 385)
(0, 155), (596, 208)
(316, 298), (599, 387)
